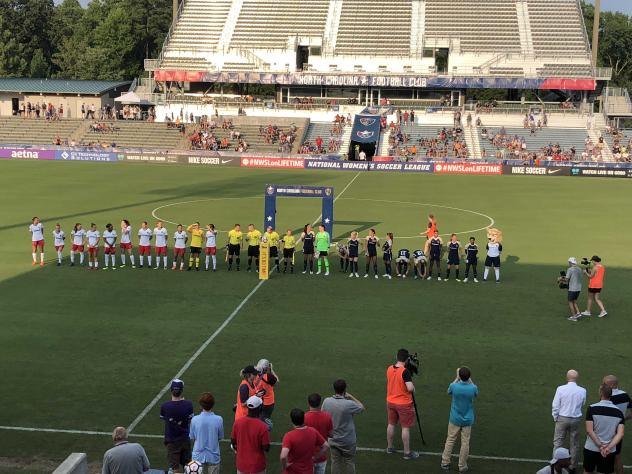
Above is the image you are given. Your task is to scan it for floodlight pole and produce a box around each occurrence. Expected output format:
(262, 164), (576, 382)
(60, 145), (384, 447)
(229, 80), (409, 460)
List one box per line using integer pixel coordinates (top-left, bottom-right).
(591, 0), (600, 68)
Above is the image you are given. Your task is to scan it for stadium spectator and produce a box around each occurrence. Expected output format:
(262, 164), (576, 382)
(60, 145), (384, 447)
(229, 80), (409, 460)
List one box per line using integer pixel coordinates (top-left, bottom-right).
(440, 367), (478, 472)
(305, 393), (334, 474)
(583, 385), (625, 474)
(536, 447), (572, 474)
(102, 427), (150, 474)
(160, 379), (194, 473)
(581, 256), (607, 318)
(189, 392), (224, 474)
(565, 258), (583, 321)
(231, 396), (271, 474)
(386, 349), (419, 460)
(602, 375), (632, 474)
(321, 379), (365, 474)
(280, 408), (328, 473)
(551, 370), (586, 472)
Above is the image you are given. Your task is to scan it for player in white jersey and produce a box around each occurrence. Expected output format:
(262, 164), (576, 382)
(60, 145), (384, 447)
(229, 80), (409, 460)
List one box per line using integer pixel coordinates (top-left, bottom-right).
(172, 224), (188, 271)
(70, 223), (87, 266)
(52, 223), (65, 266)
(102, 223), (118, 270)
(153, 221), (169, 270)
(205, 224), (218, 271)
(137, 221), (153, 268)
(86, 223), (101, 269)
(29, 217), (45, 266)
(119, 219), (135, 268)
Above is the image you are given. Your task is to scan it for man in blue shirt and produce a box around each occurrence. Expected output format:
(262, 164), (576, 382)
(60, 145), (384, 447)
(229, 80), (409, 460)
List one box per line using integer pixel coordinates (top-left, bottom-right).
(160, 379), (194, 473)
(441, 367), (478, 473)
(189, 392), (224, 474)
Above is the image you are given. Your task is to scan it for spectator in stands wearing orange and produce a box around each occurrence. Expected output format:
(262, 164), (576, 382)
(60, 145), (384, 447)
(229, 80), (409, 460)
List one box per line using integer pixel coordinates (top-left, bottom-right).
(386, 349), (419, 460)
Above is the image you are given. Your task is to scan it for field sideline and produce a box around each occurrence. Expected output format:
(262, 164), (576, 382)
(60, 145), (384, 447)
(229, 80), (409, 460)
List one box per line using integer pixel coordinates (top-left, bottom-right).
(0, 160), (631, 473)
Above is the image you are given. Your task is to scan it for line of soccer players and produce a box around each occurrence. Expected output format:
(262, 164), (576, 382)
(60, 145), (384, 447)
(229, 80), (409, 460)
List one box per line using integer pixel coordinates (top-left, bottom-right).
(28, 216), (503, 281)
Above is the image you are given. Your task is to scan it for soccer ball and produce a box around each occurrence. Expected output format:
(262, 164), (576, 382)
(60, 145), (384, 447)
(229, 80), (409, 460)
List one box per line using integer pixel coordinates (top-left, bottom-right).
(185, 460), (203, 474)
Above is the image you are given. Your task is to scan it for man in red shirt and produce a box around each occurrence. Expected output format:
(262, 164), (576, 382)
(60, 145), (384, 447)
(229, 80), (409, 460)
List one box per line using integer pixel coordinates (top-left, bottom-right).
(231, 396), (270, 474)
(280, 409), (328, 474)
(304, 394), (333, 474)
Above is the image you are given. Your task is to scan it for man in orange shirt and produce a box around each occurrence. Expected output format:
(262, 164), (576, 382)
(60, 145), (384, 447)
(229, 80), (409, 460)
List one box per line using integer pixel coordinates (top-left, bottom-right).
(581, 256), (607, 318)
(386, 349), (419, 460)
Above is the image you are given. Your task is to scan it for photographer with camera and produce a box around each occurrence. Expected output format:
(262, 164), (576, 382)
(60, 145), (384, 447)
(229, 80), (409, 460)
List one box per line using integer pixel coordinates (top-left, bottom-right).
(564, 258), (583, 322)
(386, 349), (419, 460)
(581, 256), (607, 318)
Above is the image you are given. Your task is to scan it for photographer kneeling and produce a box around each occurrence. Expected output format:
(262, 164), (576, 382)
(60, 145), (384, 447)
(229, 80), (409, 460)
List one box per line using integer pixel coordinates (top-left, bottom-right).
(564, 257), (582, 322)
(581, 256), (607, 318)
(386, 349), (419, 460)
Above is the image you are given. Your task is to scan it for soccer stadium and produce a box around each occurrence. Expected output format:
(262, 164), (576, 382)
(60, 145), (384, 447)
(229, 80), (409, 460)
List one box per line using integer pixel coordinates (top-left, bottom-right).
(1, 0), (632, 473)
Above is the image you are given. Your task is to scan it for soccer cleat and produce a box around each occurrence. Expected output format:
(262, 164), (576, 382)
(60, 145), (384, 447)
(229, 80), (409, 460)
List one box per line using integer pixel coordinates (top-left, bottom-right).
(463, 277), (468, 282)
(348, 273), (354, 278)
(598, 311), (608, 318)
(382, 274), (389, 278)
(403, 451), (419, 460)
(364, 274), (369, 278)
(426, 276), (432, 280)
(355, 273), (359, 278)
(39, 262), (45, 267)
(139, 265), (143, 269)
(302, 270), (307, 274)
(187, 267), (192, 271)
(386, 448), (396, 454)
(567, 315), (579, 321)
(70, 262), (75, 266)
(325, 271), (329, 276)
(172, 266), (176, 270)
(437, 277), (442, 281)
(32, 261), (37, 266)
(474, 278), (479, 283)
(316, 270), (321, 275)
(456, 279), (461, 282)
(102, 267), (108, 271)
(414, 275), (418, 279)
(397, 273), (402, 277)
(131, 265), (136, 269)
(155, 266), (160, 270)
(119, 264), (126, 268)
(496, 280), (500, 284)
(374, 274), (378, 279)
(441, 464), (450, 471)
(112, 267), (116, 270)
(196, 267), (200, 271)
(309, 271), (314, 275)
(386, 274), (392, 279)
(444, 278), (449, 282)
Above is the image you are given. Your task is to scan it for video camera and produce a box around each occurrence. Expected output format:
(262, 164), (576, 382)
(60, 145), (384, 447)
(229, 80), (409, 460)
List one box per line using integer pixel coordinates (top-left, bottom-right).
(580, 257), (591, 268)
(404, 352), (421, 377)
(557, 271), (569, 289)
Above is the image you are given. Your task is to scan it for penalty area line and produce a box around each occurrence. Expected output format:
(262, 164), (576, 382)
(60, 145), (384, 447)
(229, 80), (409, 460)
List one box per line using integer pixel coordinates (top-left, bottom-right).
(4, 425), (625, 467)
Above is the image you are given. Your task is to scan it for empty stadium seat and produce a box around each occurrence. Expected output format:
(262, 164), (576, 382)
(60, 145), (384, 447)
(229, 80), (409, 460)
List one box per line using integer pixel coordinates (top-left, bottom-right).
(0, 117), (83, 145)
(527, 0), (590, 57)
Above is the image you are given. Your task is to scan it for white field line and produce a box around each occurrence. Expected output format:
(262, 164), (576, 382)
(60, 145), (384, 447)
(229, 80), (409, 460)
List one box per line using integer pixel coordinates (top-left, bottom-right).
(128, 172), (362, 433)
(4, 425), (630, 468)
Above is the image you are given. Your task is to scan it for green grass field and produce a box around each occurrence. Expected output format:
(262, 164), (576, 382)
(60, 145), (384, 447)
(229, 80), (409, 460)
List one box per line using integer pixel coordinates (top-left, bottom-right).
(0, 160), (631, 473)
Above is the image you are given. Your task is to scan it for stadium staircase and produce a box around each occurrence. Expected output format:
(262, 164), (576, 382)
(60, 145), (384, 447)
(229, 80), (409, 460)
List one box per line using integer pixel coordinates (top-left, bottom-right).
(322, 0), (343, 55)
(515, 0), (534, 57)
(410, 0), (425, 57)
(0, 117), (83, 145)
(464, 125), (482, 159)
(79, 121), (186, 149)
(217, 0), (244, 52)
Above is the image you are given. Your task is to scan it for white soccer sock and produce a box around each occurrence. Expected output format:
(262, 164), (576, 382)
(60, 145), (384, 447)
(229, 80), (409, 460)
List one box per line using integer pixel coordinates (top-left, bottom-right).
(94, 260), (98, 268)
(140, 256), (144, 266)
(32, 252), (37, 262)
(79, 253), (85, 264)
(104, 254), (109, 267)
(70, 252), (75, 263)
(212, 255), (216, 270)
(163, 256), (167, 268)
(89, 261), (93, 267)
(495, 268), (500, 281)
(121, 254), (126, 265)
(205, 255), (210, 269)
(57, 250), (62, 263)
(148, 256), (152, 266)
(111, 254), (116, 266)
(130, 254), (135, 265)
(180, 261), (184, 269)
(40, 252), (44, 263)
(483, 267), (489, 280)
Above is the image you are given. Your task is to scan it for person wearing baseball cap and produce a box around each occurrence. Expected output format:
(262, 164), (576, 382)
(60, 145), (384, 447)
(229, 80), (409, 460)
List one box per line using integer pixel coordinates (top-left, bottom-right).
(565, 257), (583, 322)
(536, 447), (571, 473)
(235, 366), (264, 422)
(231, 395), (270, 474)
(160, 378), (194, 473)
(581, 255), (607, 319)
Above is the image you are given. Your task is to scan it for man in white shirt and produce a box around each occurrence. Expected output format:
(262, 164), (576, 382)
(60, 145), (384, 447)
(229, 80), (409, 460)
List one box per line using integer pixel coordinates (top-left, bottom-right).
(551, 370), (586, 473)
(536, 447), (571, 474)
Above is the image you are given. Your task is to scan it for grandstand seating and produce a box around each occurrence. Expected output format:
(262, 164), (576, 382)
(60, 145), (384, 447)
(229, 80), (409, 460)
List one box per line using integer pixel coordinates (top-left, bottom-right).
(0, 117), (82, 145)
(160, 57), (213, 71)
(424, 0), (521, 52)
(163, 0), (232, 56)
(479, 126), (588, 157)
(489, 67), (524, 76)
(230, 0), (329, 50)
(536, 64), (593, 78)
(388, 124), (469, 158)
(527, 0), (589, 57)
(80, 121), (186, 149)
(335, 0), (412, 57)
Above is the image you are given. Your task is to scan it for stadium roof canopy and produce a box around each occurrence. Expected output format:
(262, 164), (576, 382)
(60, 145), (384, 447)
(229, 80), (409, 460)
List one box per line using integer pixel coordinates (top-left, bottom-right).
(0, 78), (131, 95)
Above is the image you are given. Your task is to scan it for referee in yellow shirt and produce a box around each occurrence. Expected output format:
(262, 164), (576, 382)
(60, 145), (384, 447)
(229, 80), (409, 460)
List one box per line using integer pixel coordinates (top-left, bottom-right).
(264, 226), (281, 272)
(245, 224), (262, 272)
(186, 222), (204, 271)
(281, 229), (296, 274)
(227, 224), (243, 271)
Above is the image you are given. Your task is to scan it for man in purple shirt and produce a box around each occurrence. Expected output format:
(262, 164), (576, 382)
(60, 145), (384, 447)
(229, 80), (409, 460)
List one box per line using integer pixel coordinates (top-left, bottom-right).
(160, 379), (194, 473)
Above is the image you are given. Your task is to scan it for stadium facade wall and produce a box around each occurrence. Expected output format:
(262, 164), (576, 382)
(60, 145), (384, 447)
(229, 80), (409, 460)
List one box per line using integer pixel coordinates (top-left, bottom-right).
(0, 92), (116, 118)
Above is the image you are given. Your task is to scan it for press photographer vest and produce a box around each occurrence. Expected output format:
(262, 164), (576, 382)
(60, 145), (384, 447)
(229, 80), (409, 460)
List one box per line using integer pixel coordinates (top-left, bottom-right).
(386, 365), (413, 405)
(235, 380), (256, 420)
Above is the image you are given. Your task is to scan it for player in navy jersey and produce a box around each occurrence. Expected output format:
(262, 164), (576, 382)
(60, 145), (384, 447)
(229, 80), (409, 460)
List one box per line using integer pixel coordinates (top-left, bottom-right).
(396, 248), (411, 277)
(463, 237), (479, 283)
(337, 241), (349, 273)
(301, 224), (315, 274)
(382, 232), (393, 279)
(347, 231), (360, 278)
(412, 249), (426, 279)
(426, 231), (443, 280)
(444, 234), (461, 282)
(364, 229), (379, 279)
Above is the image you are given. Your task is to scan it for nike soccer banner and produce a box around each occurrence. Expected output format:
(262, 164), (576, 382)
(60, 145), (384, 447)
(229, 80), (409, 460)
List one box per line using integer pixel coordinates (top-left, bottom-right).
(502, 166), (570, 176)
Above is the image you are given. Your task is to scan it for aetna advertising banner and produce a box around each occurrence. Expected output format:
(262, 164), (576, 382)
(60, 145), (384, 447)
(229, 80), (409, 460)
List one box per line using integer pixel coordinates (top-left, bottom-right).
(240, 156), (305, 169)
(569, 167), (632, 178)
(0, 148), (56, 160)
(434, 163), (502, 175)
(502, 165), (571, 176)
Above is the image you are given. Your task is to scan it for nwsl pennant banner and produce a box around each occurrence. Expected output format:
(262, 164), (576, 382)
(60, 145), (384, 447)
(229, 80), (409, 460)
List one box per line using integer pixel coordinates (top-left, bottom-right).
(154, 71), (596, 91)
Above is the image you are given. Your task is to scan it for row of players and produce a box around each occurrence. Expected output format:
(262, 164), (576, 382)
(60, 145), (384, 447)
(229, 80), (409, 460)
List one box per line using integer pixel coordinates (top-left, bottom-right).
(27, 218), (503, 281)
